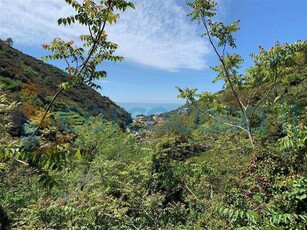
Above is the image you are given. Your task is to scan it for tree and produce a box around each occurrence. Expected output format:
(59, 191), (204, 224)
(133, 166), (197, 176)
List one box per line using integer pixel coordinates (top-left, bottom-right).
(184, 0), (255, 146)
(183, 0), (304, 147)
(35, 0), (135, 134)
(5, 38), (13, 46)
(3, 0), (135, 186)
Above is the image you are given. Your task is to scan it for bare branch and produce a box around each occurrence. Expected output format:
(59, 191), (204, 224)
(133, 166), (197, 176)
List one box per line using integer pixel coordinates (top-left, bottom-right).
(184, 182), (200, 201)
(13, 157), (29, 166)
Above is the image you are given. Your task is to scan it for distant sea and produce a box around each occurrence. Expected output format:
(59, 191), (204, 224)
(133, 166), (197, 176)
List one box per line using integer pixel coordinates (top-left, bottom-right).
(117, 102), (183, 117)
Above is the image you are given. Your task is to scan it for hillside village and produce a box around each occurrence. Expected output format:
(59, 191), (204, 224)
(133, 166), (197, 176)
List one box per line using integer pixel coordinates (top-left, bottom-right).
(128, 108), (192, 141)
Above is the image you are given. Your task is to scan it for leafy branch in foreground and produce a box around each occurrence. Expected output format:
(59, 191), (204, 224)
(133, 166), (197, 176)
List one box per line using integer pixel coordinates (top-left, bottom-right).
(0, 85), (19, 146)
(186, 0), (255, 146)
(3, 0), (135, 187)
(184, 0), (305, 147)
(0, 84), (19, 172)
(34, 0), (135, 134)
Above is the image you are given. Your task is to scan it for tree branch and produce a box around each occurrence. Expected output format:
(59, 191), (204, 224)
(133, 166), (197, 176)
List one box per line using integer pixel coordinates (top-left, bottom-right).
(200, 12), (254, 146)
(13, 157), (29, 166)
(32, 87), (64, 137)
(250, 72), (278, 120)
(33, 3), (113, 136)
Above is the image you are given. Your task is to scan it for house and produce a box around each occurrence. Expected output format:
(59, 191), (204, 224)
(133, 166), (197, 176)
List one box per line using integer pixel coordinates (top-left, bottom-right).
(145, 121), (156, 127)
(135, 114), (146, 122)
(177, 108), (191, 115)
(152, 115), (166, 123)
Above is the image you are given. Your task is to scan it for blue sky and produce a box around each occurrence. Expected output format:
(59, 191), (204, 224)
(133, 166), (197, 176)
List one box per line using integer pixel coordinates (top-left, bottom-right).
(0, 0), (306, 104)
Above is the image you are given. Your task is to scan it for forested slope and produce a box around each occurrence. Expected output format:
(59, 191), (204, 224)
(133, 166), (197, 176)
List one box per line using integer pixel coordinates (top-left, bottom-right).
(0, 0), (306, 226)
(1, 40), (306, 229)
(0, 39), (132, 131)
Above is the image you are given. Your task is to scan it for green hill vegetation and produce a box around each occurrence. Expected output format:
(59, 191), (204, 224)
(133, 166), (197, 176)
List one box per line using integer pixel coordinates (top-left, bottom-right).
(0, 39), (132, 131)
(0, 0), (306, 229)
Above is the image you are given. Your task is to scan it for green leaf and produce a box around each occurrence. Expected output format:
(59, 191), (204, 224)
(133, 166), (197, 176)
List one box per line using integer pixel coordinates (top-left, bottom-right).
(129, 2), (136, 10)
(75, 149), (81, 159)
(296, 194), (307, 201)
(60, 82), (69, 90)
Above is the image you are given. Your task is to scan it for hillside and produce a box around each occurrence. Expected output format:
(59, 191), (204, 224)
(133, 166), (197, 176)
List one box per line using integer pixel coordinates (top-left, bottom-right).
(0, 39), (132, 131)
(0, 0), (306, 227)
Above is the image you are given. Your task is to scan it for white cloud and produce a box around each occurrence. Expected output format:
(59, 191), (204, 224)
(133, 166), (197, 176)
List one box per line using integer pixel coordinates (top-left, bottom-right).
(99, 80), (127, 87)
(0, 0), (84, 43)
(0, 0), (210, 71)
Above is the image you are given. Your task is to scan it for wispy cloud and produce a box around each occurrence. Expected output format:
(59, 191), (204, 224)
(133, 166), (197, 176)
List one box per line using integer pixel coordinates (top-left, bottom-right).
(98, 80), (128, 87)
(0, 0), (79, 43)
(0, 0), (210, 71)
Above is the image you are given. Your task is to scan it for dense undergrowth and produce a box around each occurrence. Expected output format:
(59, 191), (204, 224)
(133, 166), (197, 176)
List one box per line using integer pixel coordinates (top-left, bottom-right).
(0, 1), (306, 228)
(1, 41), (306, 227)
